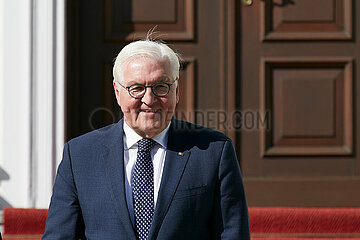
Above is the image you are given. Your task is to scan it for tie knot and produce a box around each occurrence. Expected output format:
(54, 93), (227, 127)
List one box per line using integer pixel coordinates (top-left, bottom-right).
(137, 138), (156, 153)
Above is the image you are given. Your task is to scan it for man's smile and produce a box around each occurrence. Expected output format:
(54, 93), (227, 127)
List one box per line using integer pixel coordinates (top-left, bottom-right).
(139, 109), (159, 113)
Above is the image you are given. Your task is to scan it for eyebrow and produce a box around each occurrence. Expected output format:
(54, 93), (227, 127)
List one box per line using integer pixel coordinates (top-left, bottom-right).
(156, 76), (171, 83)
(126, 76), (172, 86)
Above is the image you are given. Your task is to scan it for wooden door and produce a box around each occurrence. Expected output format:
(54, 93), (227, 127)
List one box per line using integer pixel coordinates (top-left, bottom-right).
(240, 0), (360, 206)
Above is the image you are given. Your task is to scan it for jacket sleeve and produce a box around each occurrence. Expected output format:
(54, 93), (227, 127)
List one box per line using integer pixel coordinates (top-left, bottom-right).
(212, 139), (250, 240)
(42, 142), (86, 240)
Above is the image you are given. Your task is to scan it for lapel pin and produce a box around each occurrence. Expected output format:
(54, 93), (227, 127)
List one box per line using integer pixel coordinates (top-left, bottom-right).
(178, 152), (184, 156)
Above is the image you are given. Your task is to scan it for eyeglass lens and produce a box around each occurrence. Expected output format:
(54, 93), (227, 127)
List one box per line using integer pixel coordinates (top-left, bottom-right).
(128, 82), (170, 98)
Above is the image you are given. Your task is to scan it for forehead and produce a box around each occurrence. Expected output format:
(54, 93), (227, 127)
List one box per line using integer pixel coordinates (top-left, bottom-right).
(123, 56), (171, 82)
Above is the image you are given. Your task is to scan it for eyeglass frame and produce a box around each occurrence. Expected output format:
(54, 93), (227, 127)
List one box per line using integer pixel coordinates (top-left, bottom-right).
(116, 78), (178, 99)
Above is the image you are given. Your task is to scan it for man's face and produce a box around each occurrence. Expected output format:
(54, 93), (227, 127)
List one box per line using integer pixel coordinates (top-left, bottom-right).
(114, 56), (179, 138)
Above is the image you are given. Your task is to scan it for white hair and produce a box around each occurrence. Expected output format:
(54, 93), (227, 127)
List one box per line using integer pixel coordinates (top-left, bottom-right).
(113, 39), (181, 86)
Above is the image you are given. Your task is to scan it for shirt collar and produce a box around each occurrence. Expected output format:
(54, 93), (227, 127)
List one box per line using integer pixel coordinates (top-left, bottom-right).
(123, 120), (171, 150)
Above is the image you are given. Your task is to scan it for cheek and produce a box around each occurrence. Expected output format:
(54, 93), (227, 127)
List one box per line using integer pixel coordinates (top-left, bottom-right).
(160, 99), (174, 110)
(168, 97), (178, 110)
(119, 97), (139, 113)
(162, 92), (178, 108)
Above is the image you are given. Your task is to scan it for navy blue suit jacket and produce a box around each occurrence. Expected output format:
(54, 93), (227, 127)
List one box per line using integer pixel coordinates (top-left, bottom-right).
(42, 119), (250, 239)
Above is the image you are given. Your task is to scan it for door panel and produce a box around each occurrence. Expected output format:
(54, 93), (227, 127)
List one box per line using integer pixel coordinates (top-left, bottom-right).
(262, 0), (352, 40)
(104, 0), (194, 41)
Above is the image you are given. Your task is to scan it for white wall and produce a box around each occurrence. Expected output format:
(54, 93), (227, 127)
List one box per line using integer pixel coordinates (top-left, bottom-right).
(0, 0), (65, 209)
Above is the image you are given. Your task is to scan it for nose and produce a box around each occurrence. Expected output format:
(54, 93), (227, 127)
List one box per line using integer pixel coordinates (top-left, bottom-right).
(141, 87), (157, 105)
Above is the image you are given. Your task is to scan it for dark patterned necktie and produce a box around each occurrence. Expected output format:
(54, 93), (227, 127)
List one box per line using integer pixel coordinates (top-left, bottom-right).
(132, 138), (156, 240)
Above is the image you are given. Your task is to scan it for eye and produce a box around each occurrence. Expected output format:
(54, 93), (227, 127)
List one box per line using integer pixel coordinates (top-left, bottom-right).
(153, 83), (169, 95)
(129, 85), (145, 93)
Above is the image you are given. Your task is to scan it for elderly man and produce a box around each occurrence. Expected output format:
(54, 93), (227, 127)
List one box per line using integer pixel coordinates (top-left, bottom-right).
(42, 39), (250, 240)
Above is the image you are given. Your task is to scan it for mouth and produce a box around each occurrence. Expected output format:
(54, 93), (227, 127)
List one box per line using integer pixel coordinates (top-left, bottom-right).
(139, 109), (159, 113)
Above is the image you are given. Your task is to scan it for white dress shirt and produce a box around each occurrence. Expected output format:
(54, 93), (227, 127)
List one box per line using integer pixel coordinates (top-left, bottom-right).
(123, 121), (170, 226)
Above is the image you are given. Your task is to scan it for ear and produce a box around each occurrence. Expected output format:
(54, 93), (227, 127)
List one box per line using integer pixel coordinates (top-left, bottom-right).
(113, 80), (121, 105)
(175, 83), (180, 104)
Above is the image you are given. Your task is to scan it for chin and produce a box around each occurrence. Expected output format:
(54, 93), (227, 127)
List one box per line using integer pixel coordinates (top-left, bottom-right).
(141, 120), (163, 132)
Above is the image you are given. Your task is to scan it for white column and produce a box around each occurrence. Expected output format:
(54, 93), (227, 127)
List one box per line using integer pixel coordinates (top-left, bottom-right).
(31, 0), (65, 208)
(0, 0), (65, 209)
(0, 0), (4, 193)
(1, 0), (32, 208)
(55, 0), (65, 169)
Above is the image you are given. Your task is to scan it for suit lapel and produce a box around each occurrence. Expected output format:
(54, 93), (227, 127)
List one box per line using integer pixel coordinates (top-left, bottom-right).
(148, 119), (191, 240)
(102, 119), (190, 240)
(102, 120), (137, 239)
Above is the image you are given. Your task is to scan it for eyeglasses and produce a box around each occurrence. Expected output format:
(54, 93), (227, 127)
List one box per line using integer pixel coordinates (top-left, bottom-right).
(117, 79), (178, 99)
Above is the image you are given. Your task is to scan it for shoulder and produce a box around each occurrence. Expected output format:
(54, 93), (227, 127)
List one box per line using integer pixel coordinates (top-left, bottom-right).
(172, 119), (229, 138)
(66, 121), (122, 154)
(170, 119), (231, 146)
